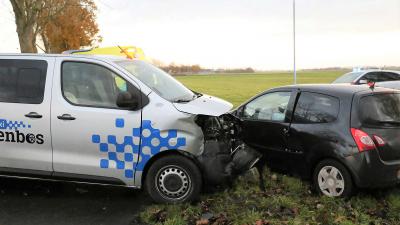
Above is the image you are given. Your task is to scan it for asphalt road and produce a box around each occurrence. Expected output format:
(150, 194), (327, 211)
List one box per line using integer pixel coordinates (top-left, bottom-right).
(0, 178), (152, 225)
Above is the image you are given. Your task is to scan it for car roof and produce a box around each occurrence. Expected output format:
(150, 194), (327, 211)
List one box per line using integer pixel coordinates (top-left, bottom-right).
(270, 84), (400, 97)
(0, 53), (130, 62)
(351, 69), (400, 74)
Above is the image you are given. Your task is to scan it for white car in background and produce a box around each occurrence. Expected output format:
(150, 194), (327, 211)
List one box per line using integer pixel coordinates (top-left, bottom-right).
(332, 70), (400, 85)
(375, 80), (400, 90)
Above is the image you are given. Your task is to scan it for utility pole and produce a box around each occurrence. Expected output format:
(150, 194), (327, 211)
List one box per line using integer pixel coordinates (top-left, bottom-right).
(293, 0), (297, 84)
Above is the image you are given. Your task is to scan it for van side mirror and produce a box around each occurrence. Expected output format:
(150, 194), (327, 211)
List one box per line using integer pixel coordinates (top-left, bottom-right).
(116, 91), (139, 109)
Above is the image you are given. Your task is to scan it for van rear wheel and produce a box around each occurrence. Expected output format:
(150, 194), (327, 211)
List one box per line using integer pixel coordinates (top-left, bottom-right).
(145, 155), (202, 203)
(313, 159), (354, 198)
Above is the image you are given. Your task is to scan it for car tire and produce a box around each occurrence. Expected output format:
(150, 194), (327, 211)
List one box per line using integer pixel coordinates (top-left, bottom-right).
(145, 154), (202, 203)
(313, 159), (354, 198)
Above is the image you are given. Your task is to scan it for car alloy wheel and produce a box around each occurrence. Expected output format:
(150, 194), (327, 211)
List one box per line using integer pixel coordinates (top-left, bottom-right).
(317, 166), (345, 197)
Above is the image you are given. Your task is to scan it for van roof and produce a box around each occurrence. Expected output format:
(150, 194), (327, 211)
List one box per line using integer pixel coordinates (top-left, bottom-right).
(0, 53), (131, 62)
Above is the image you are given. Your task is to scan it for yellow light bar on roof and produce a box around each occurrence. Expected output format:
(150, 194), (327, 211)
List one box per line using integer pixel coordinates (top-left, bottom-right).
(73, 46), (146, 60)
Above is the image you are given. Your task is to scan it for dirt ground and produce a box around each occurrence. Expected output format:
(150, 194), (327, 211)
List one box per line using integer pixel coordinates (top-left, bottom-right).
(0, 178), (152, 225)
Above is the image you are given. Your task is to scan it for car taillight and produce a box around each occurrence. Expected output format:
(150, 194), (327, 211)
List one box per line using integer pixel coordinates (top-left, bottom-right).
(372, 135), (385, 146)
(351, 128), (376, 152)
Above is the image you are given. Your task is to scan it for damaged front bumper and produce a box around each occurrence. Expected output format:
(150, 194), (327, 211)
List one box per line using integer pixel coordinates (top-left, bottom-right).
(195, 114), (262, 185)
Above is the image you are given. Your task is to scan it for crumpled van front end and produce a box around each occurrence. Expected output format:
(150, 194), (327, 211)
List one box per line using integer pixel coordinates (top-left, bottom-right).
(135, 90), (261, 189)
(115, 59), (261, 202)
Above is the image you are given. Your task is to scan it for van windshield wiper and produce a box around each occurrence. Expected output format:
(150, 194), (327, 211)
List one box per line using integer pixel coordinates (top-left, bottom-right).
(173, 99), (192, 103)
(173, 94), (198, 103)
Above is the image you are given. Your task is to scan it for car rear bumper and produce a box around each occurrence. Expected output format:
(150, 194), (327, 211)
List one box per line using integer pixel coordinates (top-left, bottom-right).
(345, 150), (400, 188)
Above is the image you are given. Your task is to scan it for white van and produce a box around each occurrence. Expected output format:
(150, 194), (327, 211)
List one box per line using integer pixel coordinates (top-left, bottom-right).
(0, 54), (260, 203)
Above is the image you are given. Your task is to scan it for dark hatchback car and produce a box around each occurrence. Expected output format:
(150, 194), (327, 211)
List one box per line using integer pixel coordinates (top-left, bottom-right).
(233, 84), (400, 197)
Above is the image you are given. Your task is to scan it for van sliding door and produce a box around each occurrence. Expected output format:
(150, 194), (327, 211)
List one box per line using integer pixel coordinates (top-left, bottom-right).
(0, 57), (54, 174)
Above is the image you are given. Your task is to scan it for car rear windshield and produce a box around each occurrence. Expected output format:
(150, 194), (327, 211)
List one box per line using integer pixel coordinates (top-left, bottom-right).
(359, 93), (400, 127)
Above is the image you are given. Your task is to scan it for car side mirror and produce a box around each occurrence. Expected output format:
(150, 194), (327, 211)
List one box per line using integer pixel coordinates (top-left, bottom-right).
(278, 106), (285, 113)
(236, 106), (246, 117)
(116, 91), (139, 109)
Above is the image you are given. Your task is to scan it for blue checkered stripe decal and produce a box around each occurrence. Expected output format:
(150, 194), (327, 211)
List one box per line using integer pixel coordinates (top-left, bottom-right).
(91, 119), (186, 179)
(0, 119), (31, 130)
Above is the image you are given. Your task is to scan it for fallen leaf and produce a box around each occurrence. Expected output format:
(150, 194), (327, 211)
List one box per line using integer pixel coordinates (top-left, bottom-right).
(196, 218), (209, 225)
(212, 213), (229, 225)
(255, 219), (270, 225)
(150, 209), (167, 223)
(334, 215), (346, 223)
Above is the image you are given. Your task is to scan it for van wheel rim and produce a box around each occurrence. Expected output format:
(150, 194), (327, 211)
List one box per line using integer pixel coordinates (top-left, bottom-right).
(318, 166), (345, 197)
(156, 166), (191, 200)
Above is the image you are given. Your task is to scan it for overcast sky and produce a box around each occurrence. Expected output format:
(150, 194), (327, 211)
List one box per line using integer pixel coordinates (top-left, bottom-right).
(0, 0), (399, 70)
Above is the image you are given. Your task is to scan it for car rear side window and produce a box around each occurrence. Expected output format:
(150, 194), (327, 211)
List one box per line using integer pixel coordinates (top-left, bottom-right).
(359, 94), (400, 127)
(0, 59), (47, 104)
(293, 92), (339, 124)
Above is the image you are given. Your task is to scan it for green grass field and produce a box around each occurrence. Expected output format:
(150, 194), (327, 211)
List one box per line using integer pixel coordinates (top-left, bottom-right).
(176, 70), (346, 106)
(139, 71), (400, 225)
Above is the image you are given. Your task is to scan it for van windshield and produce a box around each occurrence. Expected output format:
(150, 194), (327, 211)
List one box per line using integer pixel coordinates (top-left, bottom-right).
(359, 93), (400, 126)
(115, 60), (195, 102)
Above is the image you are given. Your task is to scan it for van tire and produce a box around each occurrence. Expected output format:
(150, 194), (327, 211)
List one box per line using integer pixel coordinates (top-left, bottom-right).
(313, 159), (354, 198)
(145, 154), (202, 203)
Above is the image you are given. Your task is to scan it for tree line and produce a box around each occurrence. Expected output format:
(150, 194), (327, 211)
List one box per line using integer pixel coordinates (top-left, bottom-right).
(158, 63), (255, 75)
(9, 0), (101, 53)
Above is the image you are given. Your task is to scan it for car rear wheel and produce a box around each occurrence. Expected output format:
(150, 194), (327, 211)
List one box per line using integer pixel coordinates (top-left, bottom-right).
(145, 155), (202, 203)
(313, 159), (354, 198)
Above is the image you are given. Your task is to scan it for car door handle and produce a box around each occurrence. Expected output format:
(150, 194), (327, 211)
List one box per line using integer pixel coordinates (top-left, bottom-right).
(25, 112), (43, 119)
(57, 114), (76, 121)
(283, 128), (290, 136)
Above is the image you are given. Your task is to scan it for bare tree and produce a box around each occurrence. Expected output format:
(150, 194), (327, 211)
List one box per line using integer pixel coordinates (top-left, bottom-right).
(9, 0), (99, 53)
(9, 0), (45, 53)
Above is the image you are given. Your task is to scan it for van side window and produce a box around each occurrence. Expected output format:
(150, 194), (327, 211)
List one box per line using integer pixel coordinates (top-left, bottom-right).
(62, 62), (136, 109)
(293, 92), (339, 124)
(0, 59), (47, 104)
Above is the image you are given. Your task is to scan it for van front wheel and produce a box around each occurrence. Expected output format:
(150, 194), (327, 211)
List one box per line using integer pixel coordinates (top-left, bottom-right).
(145, 155), (202, 203)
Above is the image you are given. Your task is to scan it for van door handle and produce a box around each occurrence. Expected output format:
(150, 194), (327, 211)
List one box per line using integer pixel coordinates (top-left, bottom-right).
(57, 114), (76, 121)
(25, 112), (43, 119)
